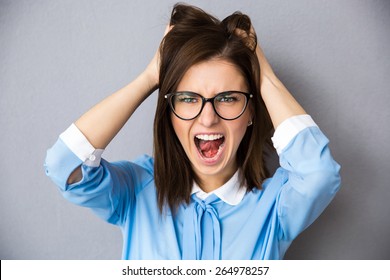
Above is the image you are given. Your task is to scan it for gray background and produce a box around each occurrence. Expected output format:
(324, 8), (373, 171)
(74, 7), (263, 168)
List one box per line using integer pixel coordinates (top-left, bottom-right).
(1, 0), (389, 259)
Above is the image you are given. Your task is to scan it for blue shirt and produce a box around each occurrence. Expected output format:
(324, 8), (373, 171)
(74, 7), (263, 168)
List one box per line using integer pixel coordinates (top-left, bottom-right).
(44, 115), (341, 259)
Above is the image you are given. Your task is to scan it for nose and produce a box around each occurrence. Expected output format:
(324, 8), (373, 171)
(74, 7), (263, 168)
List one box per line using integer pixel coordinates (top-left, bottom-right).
(197, 101), (219, 127)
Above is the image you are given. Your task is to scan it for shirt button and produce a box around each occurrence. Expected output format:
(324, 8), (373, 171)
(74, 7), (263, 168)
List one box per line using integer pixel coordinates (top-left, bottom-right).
(89, 154), (96, 161)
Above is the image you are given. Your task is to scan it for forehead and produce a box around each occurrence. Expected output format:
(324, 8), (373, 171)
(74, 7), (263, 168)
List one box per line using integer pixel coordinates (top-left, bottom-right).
(176, 58), (248, 95)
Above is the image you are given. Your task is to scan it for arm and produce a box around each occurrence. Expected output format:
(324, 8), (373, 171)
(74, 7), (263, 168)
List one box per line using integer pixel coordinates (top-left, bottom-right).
(44, 131), (154, 225)
(256, 41), (307, 129)
(255, 32), (341, 239)
(274, 124), (341, 240)
(67, 27), (169, 184)
(75, 55), (159, 150)
(44, 28), (168, 223)
(66, 63), (156, 184)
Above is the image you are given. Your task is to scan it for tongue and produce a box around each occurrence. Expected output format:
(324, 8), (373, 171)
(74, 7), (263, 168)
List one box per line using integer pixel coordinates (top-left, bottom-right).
(199, 139), (224, 158)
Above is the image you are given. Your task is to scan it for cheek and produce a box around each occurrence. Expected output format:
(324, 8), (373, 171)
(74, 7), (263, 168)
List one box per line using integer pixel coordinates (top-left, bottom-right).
(230, 114), (251, 148)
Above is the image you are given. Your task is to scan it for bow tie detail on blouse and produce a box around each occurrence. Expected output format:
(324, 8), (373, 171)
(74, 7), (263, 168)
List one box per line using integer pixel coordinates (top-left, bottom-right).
(182, 194), (221, 260)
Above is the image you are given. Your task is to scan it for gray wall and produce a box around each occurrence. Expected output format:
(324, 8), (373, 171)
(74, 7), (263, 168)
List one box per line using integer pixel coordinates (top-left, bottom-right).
(1, 0), (389, 259)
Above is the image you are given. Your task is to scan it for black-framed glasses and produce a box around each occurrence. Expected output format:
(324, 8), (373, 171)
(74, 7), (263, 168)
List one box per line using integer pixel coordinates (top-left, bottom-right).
(165, 91), (253, 121)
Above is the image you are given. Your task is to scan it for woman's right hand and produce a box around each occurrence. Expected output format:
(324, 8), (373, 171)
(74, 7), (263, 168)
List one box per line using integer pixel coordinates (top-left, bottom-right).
(144, 24), (173, 92)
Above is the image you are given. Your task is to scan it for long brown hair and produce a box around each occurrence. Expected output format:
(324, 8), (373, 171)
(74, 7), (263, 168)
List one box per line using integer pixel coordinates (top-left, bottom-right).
(153, 3), (274, 212)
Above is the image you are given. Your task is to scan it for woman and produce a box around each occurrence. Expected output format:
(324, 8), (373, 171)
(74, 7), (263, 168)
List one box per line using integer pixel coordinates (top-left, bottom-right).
(45, 3), (341, 259)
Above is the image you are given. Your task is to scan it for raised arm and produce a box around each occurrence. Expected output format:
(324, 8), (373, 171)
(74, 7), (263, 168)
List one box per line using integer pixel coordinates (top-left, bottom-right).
(66, 26), (169, 184)
(75, 51), (159, 150)
(254, 31), (341, 240)
(256, 40), (307, 128)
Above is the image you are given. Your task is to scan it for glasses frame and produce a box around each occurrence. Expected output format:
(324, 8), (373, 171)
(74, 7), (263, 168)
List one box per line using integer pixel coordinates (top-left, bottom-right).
(165, 91), (253, 121)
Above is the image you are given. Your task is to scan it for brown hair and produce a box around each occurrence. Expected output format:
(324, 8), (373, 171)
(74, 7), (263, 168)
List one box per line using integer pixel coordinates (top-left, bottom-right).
(153, 3), (274, 212)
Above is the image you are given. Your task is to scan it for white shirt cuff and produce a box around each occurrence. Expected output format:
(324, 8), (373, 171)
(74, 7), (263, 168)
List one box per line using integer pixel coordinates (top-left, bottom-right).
(59, 123), (104, 167)
(271, 114), (317, 155)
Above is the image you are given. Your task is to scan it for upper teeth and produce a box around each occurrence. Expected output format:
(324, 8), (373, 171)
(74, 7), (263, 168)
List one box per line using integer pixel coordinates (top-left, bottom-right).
(195, 134), (224, 141)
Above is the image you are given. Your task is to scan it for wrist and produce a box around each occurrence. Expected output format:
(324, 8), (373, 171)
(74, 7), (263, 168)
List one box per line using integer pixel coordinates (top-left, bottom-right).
(140, 68), (159, 94)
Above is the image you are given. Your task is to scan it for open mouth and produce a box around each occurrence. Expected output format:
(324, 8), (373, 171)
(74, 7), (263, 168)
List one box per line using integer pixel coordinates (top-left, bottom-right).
(194, 134), (225, 159)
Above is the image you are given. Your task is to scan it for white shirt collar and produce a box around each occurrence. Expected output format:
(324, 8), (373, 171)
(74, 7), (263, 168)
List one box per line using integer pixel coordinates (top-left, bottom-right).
(190, 170), (247, 206)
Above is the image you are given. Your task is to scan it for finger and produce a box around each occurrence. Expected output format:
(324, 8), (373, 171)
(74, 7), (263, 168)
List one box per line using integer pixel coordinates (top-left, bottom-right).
(163, 24), (174, 36)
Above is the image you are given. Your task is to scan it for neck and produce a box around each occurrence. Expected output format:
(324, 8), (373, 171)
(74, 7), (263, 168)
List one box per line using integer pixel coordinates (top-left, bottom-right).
(196, 168), (238, 193)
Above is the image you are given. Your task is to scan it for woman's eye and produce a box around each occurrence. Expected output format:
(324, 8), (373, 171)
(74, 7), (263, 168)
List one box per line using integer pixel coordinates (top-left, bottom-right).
(217, 95), (237, 103)
(178, 96), (198, 103)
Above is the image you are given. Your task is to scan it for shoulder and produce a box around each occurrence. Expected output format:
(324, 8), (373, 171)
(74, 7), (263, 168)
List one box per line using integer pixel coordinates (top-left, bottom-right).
(110, 154), (154, 173)
(262, 168), (288, 196)
(120, 154), (155, 194)
(132, 154), (154, 173)
(244, 168), (288, 202)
